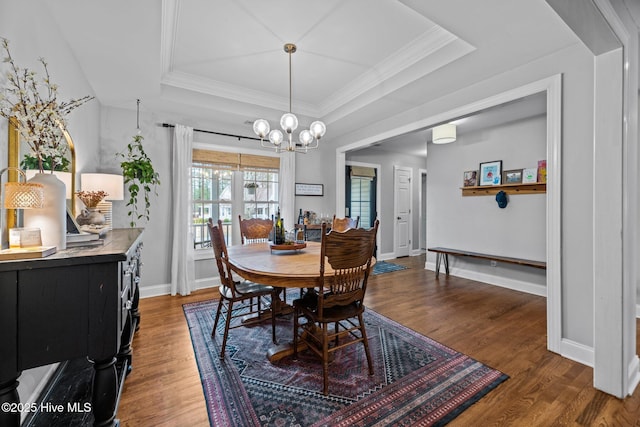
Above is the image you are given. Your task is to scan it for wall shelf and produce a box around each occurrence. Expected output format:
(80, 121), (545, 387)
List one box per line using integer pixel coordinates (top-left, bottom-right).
(460, 182), (546, 196)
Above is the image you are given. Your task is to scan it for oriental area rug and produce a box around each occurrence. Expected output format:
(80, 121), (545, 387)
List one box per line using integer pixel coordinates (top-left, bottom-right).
(183, 295), (508, 426)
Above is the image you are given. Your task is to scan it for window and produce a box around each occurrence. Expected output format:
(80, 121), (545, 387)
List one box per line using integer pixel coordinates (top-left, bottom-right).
(243, 169), (279, 220)
(191, 163), (233, 249)
(191, 149), (279, 249)
(347, 166), (377, 228)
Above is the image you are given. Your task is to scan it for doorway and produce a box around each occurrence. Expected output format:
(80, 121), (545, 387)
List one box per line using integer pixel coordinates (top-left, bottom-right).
(394, 166), (412, 257)
(335, 75), (562, 359)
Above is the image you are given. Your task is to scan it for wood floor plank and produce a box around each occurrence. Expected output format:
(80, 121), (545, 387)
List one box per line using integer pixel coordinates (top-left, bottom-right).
(117, 254), (640, 426)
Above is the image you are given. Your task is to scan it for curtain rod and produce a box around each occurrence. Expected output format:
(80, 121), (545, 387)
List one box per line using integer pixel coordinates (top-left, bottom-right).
(161, 123), (260, 141)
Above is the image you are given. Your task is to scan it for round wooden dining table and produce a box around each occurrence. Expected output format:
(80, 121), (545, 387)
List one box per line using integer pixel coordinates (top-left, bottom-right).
(226, 241), (375, 361)
(227, 241), (324, 288)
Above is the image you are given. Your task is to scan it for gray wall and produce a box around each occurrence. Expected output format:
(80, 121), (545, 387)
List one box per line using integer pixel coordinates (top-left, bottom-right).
(426, 115), (547, 288)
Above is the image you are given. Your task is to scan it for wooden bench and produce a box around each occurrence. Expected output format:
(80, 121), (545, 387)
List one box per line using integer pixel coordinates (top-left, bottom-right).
(427, 247), (546, 278)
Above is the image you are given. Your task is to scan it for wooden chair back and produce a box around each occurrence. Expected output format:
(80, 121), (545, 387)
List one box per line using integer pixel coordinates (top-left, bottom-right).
(318, 220), (379, 314)
(208, 219), (237, 294)
(331, 215), (359, 232)
(238, 215), (273, 244)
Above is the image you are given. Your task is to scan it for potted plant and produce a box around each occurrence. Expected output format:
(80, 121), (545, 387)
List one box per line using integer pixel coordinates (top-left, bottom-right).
(118, 134), (160, 227)
(244, 182), (259, 195)
(75, 190), (108, 225)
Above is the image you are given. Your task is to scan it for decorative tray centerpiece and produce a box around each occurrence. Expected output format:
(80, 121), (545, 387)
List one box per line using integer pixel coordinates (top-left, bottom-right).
(269, 241), (307, 252)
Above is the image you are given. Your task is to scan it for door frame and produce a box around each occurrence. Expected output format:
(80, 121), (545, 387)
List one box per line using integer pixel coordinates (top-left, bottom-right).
(335, 74), (562, 359)
(419, 168), (427, 253)
(346, 160), (381, 252)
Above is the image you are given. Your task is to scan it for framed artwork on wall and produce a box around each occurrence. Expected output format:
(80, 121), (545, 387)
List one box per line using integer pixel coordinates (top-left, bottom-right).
(479, 160), (502, 186)
(463, 170), (478, 187)
(295, 183), (324, 196)
(503, 169), (523, 184)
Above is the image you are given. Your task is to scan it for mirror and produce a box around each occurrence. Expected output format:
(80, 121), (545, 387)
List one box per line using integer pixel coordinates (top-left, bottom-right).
(7, 118), (76, 228)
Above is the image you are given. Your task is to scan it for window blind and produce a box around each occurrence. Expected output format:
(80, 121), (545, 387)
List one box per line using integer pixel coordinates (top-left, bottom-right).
(192, 149), (279, 170)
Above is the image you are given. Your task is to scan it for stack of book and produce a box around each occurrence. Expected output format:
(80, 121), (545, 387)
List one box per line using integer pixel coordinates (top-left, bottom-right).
(0, 246), (56, 261)
(66, 232), (104, 248)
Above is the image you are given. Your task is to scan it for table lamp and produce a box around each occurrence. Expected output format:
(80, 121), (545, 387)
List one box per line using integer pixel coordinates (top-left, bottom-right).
(1, 167), (45, 249)
(80, 173), (124, 231)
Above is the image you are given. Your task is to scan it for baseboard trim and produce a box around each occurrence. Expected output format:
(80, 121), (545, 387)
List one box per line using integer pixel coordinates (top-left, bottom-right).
(140, 277), (220, 299)
(627, 355), (640, 396)
(424, 261), (546, 297)
(377, 252), (397, 261)
(559, 338), (594, 367)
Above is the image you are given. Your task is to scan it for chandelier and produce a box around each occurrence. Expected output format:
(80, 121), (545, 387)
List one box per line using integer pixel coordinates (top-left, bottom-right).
(253, 43), (326, 153)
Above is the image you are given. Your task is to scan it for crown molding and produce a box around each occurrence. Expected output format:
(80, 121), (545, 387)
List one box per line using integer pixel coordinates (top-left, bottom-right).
(319, 27), (472, 116)
(160, 0), (475, 123)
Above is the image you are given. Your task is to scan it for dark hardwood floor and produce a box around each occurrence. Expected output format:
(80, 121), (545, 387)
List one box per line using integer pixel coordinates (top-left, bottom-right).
(118, 254), (640, 426)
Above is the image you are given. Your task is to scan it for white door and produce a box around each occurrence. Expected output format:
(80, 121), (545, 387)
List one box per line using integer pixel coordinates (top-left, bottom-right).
(394, 166), (412, 257)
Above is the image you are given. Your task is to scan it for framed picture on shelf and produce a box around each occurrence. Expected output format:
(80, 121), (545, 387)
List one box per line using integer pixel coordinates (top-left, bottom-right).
(503, 169), (523, 184)
(463, 170), (478, 187)
(522, 167), (537, 183)
(479, 160), (502, 186)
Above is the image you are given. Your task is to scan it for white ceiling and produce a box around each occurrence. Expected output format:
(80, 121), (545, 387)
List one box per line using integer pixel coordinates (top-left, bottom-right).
(41, 0), (594, 151)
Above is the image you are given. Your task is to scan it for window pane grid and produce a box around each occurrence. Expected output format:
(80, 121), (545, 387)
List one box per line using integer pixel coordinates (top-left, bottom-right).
(192, 163), (234, 248)
(243, 167), (279, 219)
(191, 162), (279, 248)
(351, 178), (372, 228)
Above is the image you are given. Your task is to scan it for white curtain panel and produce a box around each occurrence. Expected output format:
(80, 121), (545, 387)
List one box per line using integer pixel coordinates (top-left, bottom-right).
(278, 151), (296, 230)
(170, 124), (195, 296)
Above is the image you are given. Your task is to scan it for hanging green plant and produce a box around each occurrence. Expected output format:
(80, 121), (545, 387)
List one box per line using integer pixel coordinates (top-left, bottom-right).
(118, 134), (160, 227)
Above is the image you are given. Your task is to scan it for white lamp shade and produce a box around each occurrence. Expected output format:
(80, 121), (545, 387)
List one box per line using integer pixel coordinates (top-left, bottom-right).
(81, 173), (124, 200)
(432, 123), (456, 144)
(25, 170), (73, 199)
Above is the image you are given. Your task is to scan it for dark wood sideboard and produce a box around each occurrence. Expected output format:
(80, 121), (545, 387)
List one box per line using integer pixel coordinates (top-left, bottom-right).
(0, 228), (143, 427)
